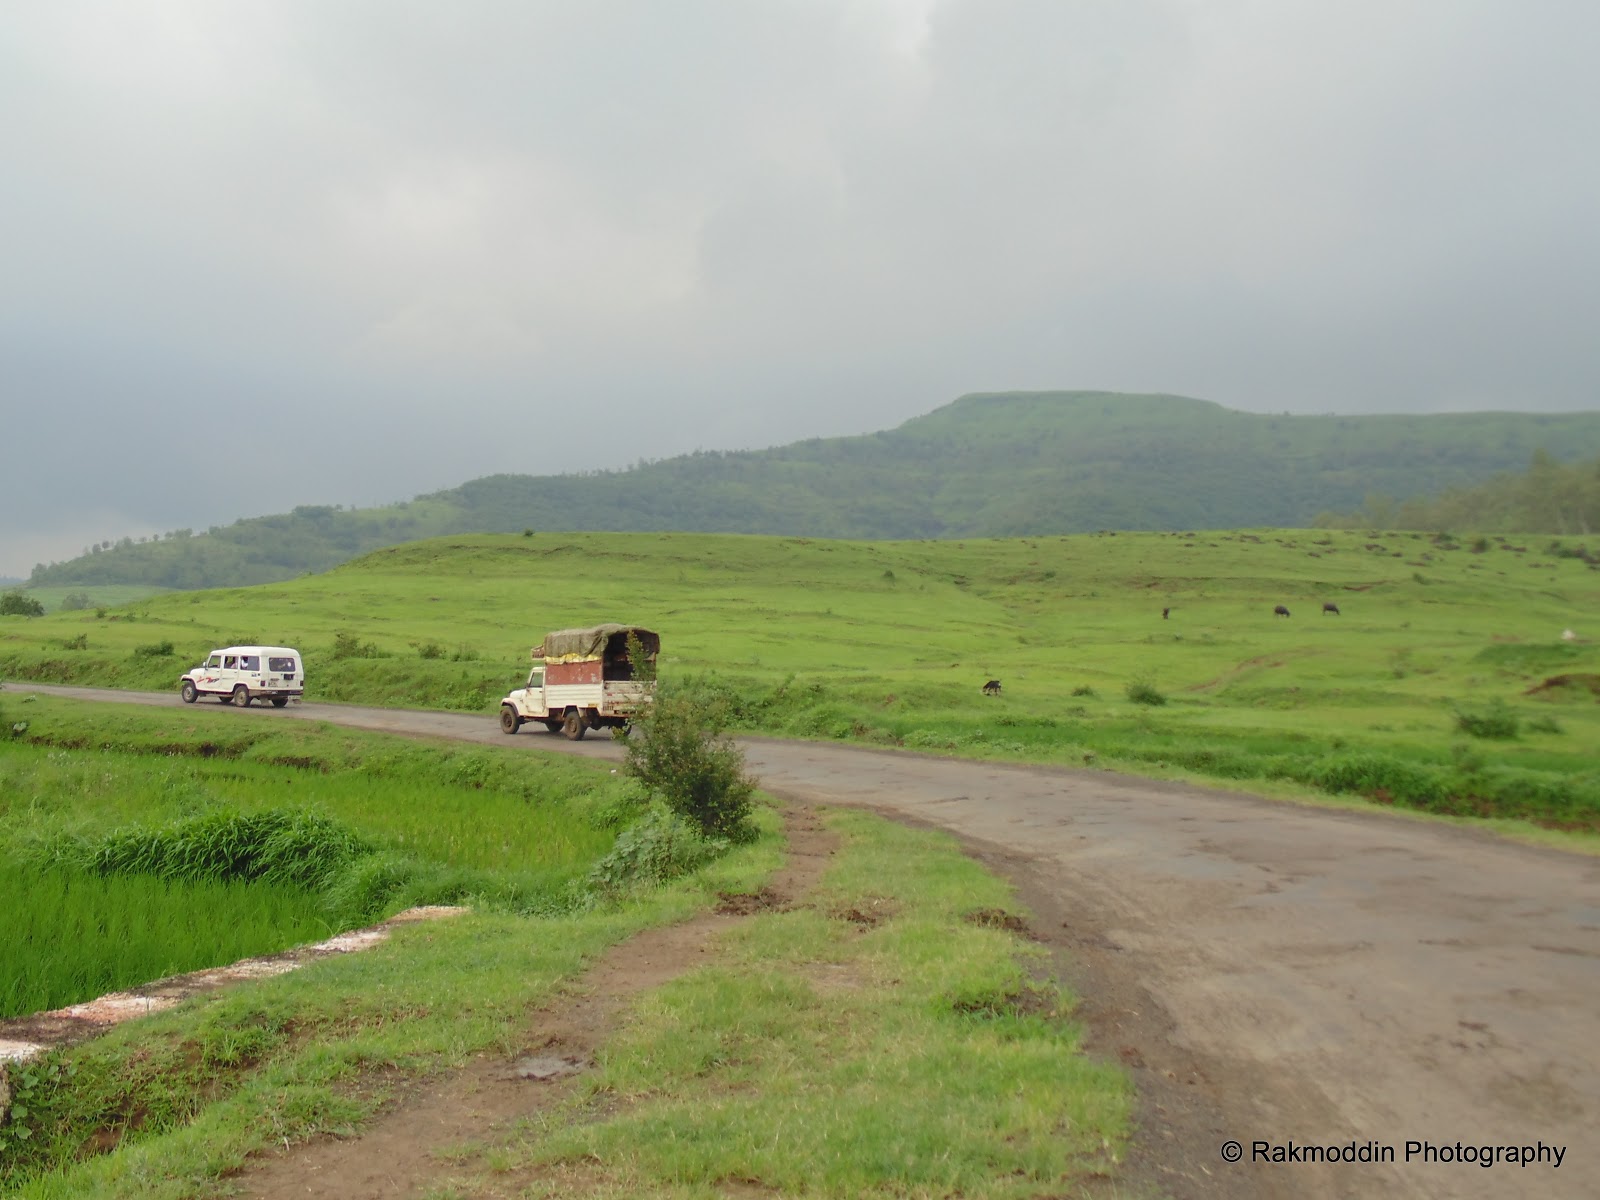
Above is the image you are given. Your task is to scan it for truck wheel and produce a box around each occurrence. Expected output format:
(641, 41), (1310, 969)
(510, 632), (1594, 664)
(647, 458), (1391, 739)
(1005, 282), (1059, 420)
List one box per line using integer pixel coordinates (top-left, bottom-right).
(232, 685), (252, 708)
(500, 706), (522, 735)
(271, 696), (289, 708)
(180, 681), (198, 704)
(562, 710), (587, 740)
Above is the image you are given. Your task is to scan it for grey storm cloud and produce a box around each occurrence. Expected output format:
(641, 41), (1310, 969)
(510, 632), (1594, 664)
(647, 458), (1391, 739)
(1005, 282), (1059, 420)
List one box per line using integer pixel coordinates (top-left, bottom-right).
(3, 0), (1599, 576)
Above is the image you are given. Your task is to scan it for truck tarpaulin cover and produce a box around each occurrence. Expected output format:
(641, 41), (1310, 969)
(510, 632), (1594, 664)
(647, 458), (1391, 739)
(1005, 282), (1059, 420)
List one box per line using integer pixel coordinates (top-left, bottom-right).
(534, 624), (659, 664)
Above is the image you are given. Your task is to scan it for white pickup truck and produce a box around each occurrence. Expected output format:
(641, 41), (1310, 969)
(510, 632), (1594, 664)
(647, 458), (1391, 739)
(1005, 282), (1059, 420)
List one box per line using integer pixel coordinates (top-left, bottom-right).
(499, 623), (657, 740)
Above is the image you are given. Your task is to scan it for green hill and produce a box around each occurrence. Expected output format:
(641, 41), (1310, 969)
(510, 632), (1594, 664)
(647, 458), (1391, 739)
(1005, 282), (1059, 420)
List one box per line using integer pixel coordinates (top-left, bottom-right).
(28, 391), (1600, 591)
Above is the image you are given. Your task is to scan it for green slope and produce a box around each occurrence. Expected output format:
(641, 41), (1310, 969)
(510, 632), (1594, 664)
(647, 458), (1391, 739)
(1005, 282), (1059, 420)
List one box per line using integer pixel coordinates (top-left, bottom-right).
(28, 391), (1600, 591)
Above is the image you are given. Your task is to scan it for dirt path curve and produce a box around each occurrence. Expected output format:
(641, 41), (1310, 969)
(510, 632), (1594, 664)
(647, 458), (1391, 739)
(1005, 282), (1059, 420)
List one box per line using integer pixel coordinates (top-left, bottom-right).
(11, 685), (1600, 1199)
(234, 806), (839, 1200)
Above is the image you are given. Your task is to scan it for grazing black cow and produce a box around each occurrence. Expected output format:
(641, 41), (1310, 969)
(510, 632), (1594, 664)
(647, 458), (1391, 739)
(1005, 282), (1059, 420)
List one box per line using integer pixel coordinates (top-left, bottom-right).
(1162, 607), (1171, 619)
(1273, 605), (1291, 618)
(1323, 602), (1341, 615)
(982, 679), (1003, 696)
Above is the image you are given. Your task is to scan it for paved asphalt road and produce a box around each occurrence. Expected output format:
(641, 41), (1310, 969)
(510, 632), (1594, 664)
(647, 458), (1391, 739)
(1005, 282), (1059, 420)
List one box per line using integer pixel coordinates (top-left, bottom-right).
(9, 684), (1598, 1199)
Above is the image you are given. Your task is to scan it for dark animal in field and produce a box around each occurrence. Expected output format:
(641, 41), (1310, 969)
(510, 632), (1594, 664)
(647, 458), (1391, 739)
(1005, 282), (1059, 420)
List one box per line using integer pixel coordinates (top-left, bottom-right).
(1273, 605), (1291, 618)
(1323, 602), (1341, 615)
(1162, 607), (1170, 619)
(982, 679), (1003, 696)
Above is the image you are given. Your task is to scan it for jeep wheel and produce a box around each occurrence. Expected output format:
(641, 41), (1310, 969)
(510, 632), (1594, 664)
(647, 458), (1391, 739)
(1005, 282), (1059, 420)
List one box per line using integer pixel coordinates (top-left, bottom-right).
(562, 710), (587, 740)
(542, 720), (564, 734)
(180, 681), (198, 704)
(271, 696), (289, 708)
(232, 685), (252, 708)
(500, 706), (522, 735)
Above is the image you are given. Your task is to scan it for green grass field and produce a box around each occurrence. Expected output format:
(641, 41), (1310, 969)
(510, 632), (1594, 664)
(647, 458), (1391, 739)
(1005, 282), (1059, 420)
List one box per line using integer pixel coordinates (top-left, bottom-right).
(4, 527), (1596, 829)
(3, 525), (1595, 1194)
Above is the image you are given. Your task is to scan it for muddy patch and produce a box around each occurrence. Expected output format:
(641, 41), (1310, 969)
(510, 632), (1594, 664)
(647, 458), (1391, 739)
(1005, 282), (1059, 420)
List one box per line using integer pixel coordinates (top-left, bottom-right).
(833, 896), (898, 927)
(714, 887), (787, 915)
(1525, 672), (1600, 699)
(964, 906), (1034, 937)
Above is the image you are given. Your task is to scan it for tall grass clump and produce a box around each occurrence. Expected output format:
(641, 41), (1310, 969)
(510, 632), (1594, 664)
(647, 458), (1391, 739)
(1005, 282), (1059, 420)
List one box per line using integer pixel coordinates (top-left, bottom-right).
(1125, 679), (1167, 706)
(76, 808), (369, 889)
(1454, 698), (1520, 740)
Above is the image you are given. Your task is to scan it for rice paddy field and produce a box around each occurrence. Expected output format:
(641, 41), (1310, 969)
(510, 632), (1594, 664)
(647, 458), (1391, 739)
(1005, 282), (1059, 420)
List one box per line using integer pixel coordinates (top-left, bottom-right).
(0, 704), (636, 1018)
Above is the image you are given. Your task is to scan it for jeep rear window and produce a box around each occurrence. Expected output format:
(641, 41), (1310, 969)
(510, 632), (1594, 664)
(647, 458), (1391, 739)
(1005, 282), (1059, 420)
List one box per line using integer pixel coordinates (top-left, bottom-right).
(268, 657), (296, 673)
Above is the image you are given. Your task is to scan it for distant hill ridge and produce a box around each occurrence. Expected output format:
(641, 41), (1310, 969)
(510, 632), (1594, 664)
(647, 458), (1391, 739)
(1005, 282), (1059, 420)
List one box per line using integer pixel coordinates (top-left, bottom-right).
(29, 391), (1600, 590)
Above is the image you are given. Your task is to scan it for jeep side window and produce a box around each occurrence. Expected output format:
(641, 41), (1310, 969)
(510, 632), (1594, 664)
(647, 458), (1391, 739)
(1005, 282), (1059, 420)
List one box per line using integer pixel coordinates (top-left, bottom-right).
(240, 655), (260, 671)
(224, 655), (238, 669)
(528, 668), (544, 688)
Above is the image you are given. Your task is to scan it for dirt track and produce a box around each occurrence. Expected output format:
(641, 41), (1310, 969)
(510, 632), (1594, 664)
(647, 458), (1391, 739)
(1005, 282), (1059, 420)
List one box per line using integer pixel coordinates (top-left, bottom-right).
(11, 684), (1600, 1198)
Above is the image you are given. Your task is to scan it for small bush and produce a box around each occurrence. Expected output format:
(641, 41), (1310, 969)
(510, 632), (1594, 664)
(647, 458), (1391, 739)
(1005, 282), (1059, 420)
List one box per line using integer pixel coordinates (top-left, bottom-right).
(416, 641), (445, 660)
(60, 633), (89, 651)
(59, 592), (94, 612)
(1070, 684), (1097, 697)
(1125, 679), (1167, 706)
(131, 640), (176, 659)
(1525, 714), (1564, 735)
(330, 631), (386, 659)
(585, 806), (723, 898)
(1454, 699), (1519, 740)
(624, 685), (756, 842)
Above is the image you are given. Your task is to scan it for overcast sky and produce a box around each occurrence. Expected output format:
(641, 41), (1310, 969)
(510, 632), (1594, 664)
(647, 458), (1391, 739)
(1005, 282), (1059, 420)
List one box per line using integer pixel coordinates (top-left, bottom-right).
(5, 1), (1599, 578)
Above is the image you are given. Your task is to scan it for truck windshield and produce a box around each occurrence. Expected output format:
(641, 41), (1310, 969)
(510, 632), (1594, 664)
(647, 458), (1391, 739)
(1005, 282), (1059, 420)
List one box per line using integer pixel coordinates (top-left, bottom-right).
(528, 669), (544, 688)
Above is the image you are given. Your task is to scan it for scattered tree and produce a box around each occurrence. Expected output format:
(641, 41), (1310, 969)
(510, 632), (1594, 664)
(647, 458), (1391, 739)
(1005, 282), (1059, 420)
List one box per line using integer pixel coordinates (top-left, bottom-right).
(0, 590), (45, 617)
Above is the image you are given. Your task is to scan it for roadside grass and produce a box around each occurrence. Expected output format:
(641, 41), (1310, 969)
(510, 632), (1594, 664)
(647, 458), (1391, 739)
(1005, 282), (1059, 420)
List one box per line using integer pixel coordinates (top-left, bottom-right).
(0, 824), (781, 1198)
(420, 809), (1131, 1199)
(3, 527), (1598, 830)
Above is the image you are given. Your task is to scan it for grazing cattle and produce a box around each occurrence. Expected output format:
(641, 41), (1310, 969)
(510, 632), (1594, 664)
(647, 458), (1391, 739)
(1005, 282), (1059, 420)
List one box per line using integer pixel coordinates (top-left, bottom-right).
(982, 679), (1003, 696)
(1323, 602), (1341, 615)
(1273, 605), (1291, 618)
(1162, 607), (1171, 619)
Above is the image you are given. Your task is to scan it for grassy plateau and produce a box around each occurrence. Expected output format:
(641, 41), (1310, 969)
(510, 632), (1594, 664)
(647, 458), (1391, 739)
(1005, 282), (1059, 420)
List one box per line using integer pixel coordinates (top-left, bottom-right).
(0, 525), (1596, 1194)
(4, 526), (1597, 835)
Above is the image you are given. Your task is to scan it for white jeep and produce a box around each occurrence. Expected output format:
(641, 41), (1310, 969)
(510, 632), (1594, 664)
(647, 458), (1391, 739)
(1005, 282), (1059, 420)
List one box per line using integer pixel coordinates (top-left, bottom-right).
(179, 645), (304, 708)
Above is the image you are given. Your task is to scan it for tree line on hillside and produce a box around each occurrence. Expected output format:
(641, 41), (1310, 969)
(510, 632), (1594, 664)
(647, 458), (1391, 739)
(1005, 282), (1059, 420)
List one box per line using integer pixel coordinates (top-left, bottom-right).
(1315, 451), (1600, 537)
(26, 393), (1600, 591)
